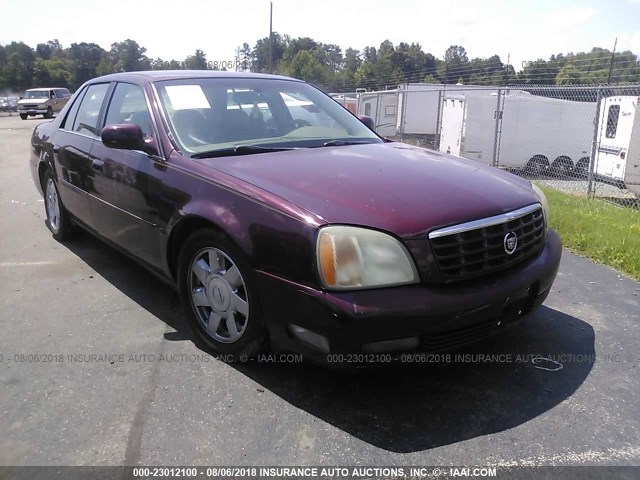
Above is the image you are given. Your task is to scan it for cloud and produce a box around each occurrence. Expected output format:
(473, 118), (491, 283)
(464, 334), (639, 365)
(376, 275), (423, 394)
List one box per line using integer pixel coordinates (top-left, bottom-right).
(617, 31), (640, 54)
(543, 7), (598, 29)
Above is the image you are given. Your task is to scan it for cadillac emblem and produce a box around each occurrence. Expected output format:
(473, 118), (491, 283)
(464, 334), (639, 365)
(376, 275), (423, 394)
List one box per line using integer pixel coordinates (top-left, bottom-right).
(503, 232), (518, 255)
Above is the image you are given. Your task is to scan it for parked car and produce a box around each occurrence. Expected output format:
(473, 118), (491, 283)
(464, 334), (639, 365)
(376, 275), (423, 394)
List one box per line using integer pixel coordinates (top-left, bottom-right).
(0, 96), (18, 112)
(17, 87), (71, 119)
(29, 71), (562, 364)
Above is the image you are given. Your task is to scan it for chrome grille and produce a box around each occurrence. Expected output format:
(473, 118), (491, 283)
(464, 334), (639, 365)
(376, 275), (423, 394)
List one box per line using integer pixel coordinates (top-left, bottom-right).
(429, 204), (545, 280)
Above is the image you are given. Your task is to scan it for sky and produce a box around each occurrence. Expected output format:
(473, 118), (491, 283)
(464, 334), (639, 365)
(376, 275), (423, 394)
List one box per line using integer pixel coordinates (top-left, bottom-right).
(1, 0), (639, 72)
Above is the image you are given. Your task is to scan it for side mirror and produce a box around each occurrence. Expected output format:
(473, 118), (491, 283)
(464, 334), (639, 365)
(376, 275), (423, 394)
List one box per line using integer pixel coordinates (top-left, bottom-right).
(101, 124), (158, 156)
(358, 115), (375, 131)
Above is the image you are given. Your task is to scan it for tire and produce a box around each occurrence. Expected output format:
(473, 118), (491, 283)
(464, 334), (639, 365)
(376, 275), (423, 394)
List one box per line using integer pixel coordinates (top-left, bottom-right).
(44, 107), (53, 119)
(43, 169), (75, 241)
(20, 114), (27, 120)
(551, 156), (574, 179)
(177, 229), (267, 358)
(525, 156), (548, 177)
(575, 157), (590, 178)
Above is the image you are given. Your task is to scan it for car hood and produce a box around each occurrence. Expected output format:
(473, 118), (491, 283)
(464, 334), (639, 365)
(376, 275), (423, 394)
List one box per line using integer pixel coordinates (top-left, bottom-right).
(197, 143), (540, 236)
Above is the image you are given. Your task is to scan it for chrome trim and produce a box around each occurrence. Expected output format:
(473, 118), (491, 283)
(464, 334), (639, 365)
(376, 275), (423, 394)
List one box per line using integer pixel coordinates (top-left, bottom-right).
(88, 191), (158, 227)
(428, 203), (542, 239)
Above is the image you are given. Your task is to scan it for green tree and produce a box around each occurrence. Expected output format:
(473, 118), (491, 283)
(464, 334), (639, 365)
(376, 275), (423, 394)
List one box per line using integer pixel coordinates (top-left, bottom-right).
(2, 42), (34, 90)
(183, 49), (208, 70)
(235, 43), (251, 72)
(251, 33), (285, 73)
(67, 42), (105, 88)
(97, 39), (150, 75)
(441, 45), (469, 84)
(556, 64), (582, 84)
(280, 50), (331, 86)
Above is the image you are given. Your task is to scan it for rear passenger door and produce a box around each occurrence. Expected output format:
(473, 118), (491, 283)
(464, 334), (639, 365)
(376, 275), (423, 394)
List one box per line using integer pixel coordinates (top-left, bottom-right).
(88, 82), (165, 269)
(52, 82), (111, 229)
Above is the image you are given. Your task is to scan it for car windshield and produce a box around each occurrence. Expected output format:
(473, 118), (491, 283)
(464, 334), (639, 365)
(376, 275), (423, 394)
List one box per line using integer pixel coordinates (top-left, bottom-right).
(25, 90), (49, 99)
(154, 77), (382, 155)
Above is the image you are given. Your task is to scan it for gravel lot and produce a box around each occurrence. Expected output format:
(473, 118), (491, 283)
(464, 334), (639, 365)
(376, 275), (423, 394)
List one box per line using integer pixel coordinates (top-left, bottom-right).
(0, 115), (639, 476)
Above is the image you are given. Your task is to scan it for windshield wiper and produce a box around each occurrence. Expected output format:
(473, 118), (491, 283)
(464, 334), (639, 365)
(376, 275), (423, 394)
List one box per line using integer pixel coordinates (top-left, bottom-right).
(191, 145), (298, 159)
(320, 140), (372, 147)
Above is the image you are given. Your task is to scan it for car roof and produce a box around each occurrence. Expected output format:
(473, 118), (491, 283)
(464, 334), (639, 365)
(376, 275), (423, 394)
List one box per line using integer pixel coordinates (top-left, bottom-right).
(26, 88), (62, 91)
(86, 70), (304, 84)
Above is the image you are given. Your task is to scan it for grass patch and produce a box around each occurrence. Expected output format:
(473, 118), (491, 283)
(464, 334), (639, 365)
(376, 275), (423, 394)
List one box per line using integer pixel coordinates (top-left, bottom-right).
(538, 185), (640, 280)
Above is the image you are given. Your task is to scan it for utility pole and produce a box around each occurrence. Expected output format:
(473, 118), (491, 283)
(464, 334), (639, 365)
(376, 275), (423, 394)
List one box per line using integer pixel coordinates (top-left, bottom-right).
(607, 37), (617, 84)
(504, 53), (510, 86)
(268, 2), (273, 74)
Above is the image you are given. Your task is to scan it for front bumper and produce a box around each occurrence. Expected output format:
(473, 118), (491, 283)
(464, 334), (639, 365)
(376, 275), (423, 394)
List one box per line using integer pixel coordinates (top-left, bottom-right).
(18, 108), (47, 115)
(256, 229), (562, 364)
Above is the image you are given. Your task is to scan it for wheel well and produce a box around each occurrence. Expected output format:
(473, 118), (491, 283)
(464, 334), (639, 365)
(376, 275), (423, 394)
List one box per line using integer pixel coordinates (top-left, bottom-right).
(38, 162), (49, 190)
(166, 217), (225, 281)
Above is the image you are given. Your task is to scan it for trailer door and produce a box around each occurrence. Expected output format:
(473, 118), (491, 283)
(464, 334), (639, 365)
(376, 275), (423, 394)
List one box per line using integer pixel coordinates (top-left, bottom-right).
(439, 98), (466, 156)
(595, 97), (634, 180)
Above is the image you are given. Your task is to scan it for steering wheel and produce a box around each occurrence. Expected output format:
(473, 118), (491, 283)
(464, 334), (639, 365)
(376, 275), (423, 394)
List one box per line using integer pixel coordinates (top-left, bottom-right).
(184, 133), (211, 147)
(292, 118), (312, 129)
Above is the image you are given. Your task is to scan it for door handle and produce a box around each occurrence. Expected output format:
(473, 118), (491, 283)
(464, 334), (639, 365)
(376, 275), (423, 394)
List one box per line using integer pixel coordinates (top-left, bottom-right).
(91, 159), (104, 171)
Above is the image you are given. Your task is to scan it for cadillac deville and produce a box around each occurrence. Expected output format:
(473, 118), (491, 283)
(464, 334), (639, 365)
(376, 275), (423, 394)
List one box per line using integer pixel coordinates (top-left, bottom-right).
(29, 71), (562, 364)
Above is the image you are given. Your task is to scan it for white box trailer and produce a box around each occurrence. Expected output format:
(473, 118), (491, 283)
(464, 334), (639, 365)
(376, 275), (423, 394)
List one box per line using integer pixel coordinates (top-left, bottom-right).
(439, 91), (597, 175)
(594, 96), (640, 194)
(356, 90), (399, 137)
(397, 83), (490, 135)
(354, 83), (501, 138)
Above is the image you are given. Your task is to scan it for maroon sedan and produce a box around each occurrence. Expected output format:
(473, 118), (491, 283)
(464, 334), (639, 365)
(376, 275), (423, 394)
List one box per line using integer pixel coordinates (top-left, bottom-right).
(30, 71), (561, 364)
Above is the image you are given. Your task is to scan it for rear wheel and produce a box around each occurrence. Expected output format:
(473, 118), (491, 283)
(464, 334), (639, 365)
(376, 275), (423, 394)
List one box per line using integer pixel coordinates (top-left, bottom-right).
(177, 230), (267, 358)
(43, 169), (75, 241)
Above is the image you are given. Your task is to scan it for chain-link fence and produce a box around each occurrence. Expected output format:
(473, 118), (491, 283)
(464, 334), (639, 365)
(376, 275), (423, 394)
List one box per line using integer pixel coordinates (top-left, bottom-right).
(332, 84), (640, 209)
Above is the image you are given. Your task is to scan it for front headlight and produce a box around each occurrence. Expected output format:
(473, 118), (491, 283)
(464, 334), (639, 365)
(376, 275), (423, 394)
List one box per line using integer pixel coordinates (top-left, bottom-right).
(317, 226), (419, 290)
(531, 183), (549, 234)
(38, 103), (46, 108)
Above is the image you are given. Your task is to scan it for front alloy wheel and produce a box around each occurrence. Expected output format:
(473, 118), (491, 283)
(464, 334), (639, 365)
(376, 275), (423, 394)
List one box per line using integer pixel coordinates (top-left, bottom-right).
(178, 230), (267, 357)
(188, 247), (249, 343)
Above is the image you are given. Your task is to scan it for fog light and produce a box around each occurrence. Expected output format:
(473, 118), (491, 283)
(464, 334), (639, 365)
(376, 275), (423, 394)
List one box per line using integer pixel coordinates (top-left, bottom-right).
(288, 324), (330, 353)
(362, 337), (420, 353)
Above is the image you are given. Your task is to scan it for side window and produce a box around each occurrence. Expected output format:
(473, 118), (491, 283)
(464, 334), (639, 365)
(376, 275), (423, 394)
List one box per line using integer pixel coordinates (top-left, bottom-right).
(605, 105), (620, 139)
(364, 102), (372, 116)
(105, 83), (154, 138)
(71, 83), (110, 136)
(61, 88), (87, 130)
